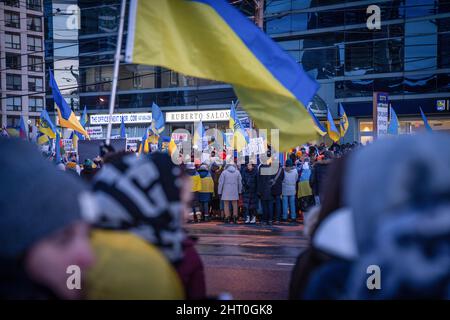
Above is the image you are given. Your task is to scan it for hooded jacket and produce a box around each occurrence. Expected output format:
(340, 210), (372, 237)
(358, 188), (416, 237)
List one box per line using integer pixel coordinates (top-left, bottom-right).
(218, 164), (242, 201)
(197, 166), (214, 202)
(309, 159), (332, 197)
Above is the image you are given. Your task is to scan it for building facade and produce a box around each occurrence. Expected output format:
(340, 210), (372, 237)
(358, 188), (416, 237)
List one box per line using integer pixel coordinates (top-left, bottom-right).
(266, 0), (450, 143)
(45, 0), (258, 140)
(0, 0), (45, 132)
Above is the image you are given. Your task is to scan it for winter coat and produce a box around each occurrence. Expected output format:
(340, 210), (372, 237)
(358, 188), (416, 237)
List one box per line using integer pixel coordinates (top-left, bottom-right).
(257, 163), (274, 201)
(309, 159), (332, 197)
(218, 165), (242, 201)
(282, 167), (298, 196)
(241, 167), (258, 209)
(211, 166), (223, 200)
(271, 166), (285, 196)
(197, 169), (213, 202)
(176, 236), (206, 300)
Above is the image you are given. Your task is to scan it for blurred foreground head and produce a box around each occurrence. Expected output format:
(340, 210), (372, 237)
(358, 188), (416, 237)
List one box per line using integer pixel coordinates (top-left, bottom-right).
(345, 133), (450, 299)
(0, 139), (94, 299)
(88, 152), (186, 263)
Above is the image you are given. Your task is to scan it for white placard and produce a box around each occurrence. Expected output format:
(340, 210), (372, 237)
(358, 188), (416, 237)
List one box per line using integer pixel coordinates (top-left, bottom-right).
(90, 113), (153, 125)
(86, 126), (103, 139)
(165, 110), (230, 123)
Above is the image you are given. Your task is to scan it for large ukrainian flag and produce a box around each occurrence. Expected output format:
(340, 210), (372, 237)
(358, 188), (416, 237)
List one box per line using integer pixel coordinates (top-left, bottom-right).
(125, 0), (319, 151)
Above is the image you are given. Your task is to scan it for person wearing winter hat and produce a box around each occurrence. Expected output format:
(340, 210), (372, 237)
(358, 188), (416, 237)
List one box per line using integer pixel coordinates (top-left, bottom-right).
(282, 158), (299, 223)
(88, 152), (206, 299)
(0, 139), (95, 299)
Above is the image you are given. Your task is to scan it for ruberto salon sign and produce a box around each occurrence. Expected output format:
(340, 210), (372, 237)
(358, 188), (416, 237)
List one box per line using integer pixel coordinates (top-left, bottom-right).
(90, 113), (153, 125)
(166, 110), (230, 123)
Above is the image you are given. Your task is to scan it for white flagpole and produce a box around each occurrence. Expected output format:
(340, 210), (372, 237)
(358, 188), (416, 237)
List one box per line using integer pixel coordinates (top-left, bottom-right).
(106, 0), (127, 145)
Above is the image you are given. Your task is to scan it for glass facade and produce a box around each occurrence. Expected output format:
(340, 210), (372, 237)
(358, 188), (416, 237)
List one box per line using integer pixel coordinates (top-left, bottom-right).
(268, 0), (449, 93)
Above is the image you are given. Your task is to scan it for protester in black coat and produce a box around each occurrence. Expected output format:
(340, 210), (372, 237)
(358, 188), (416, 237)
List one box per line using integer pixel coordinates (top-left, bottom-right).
(309, 151), (334, 205)
(242, 163), (258, 223)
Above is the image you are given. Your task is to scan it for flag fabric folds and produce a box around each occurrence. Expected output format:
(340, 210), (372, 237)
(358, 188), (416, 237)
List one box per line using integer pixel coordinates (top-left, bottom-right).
(420, 107), (432, 132)
(125, 0), (319, 151)
(339, 103), (349, 137)
(39, 109), (57, 139)
(326, 108), (340, 143)
(168, 138), (177, 156)
(151, 102), (165, 135)
(19, 116), (28, 140)
(55, 132), (62, 164)
(70, 131), (79, 150)
(49, 69), (88, 137)
(138, 128), (150, 154)
(388, 105), (399, 135)
(307, 106), (327, 136)
(120, 115), (126, 138)
(37, 133), (49, 145)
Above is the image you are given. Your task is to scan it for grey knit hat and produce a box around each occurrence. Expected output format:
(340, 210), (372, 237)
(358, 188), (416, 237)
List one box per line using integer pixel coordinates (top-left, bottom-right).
(0, 138), (88, 260)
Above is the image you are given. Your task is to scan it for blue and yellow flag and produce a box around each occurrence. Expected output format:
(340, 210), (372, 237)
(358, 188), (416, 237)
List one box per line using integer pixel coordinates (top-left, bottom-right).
(388, 105), (399, 135)
(420, 107), (432, 132)
(37, 133), (49, 145)
(125, 0), (319, 151)
(138, 128), (150, 154)
(339, 103), (349, 137)
(39, 109), (57, 139)
(307, 106), (327, 136)
(326, 108), (340, 143)
(19, 116), (28, 140)
(193, 121), (205, 151)
(151, 102), (165, 135)
(229, 101), (249, 152)
(49, 69), (88, 137)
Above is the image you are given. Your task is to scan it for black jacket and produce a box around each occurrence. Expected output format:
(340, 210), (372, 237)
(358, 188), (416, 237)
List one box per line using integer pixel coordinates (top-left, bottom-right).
(309, 159), (332, 197)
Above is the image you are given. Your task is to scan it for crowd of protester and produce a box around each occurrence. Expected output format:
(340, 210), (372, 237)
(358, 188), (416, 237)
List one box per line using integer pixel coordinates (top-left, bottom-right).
(0, 133), (448, 299)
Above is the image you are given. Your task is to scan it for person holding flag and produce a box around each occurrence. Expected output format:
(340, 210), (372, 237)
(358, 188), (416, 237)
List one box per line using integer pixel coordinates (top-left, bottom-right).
(48, 69), (88, 137)
(138, 127), (150, 154)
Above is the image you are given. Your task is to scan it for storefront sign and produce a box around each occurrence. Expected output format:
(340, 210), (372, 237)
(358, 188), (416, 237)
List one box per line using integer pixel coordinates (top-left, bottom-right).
(373, 92), (389, 138)
(86, 126), (103, 139)
(166, 110), (230, 123)
(90, 113), (152, 125)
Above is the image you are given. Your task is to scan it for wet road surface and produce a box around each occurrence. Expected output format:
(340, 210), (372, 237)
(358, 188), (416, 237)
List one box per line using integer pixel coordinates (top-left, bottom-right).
(185, 222), (309, 300)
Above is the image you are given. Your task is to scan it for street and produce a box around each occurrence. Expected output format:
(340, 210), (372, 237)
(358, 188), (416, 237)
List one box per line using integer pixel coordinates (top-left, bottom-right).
(185, 222), (309, 300)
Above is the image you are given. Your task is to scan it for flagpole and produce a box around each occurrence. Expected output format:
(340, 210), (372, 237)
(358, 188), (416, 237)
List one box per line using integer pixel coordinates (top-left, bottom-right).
(106, 0), (127, 145)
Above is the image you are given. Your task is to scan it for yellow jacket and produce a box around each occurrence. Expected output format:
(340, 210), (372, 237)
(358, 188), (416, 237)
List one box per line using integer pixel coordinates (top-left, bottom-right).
(86, 230), (185, 300)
